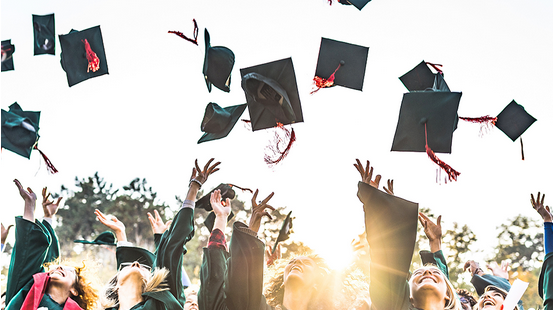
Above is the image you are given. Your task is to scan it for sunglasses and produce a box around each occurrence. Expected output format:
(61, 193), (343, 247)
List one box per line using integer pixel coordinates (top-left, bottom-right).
(118, 262), (152, 272)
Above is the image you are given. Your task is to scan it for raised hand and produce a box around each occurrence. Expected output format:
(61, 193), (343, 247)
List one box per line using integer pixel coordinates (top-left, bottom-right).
(147, 210), (172, 234)
(14, 179), (37, 222)
(266, 243), (281, 267)
(210, 189), (231, 218)
(191, 158), (221, 186)
(531, 192), (552, 222)
(354, 159), (382, 189)
(95, 209), (127, 242)
(418, 212), (442, 252)
(487, 260), (509, 280)
(464, 260), (484, 276)
(42, 187), (63, 218)
(249, 189), (275, 233)
(383, 179), (394, 195)
(1, 223), (13, 245)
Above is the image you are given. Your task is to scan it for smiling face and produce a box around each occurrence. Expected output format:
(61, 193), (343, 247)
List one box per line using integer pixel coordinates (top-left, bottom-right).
(410, 266), (449, 305)
(283, 256), (322, 288)
(477, 288), (505, 310)
(183, 294), (198, 310)
(47, 265), (78, 295)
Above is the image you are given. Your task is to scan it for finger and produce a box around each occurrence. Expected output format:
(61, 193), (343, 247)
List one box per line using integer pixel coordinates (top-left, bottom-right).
(266, 247), (272, 256)
(153, 210), (161, 221)
(204, 158), (215, 172)
(166, 220), (173, 227)
(389, 180), (394, 192)
(56, 197), (63, 205)
(27, 187), (34, 195)
(208, 161), (221, 174)
(437, 215), (442, 228)
(542, 193), (546, 206)
(276, 243), (281, 257)
(191, 167), (197, 180)
(7, 225), (13, 231)
(252, 189), (259, 205)
(14, 179), (23, 190)
(42, 187), (47, 198)
(262, 192), (275, 204)
(418, 212), (430, 222)
(263, 204), (276, 212)
(355, 159), (364, 175)
(531, 193), (536, 206)
(263, 212), (273, 221)
(147, 212), (155, 225)
(374, 174), (382, 187)
(44, 193), (51, 203)
(210, 168), (220, 175)
(538, 192), (542, 205)
(225, 198), (231, 208)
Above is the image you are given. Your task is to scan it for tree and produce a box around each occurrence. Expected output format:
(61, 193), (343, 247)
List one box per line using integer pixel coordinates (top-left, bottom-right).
(443, 222), (477, 289)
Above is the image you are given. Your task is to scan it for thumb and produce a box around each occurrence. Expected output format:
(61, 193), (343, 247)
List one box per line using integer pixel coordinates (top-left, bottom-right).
(437, 215), (442, 228)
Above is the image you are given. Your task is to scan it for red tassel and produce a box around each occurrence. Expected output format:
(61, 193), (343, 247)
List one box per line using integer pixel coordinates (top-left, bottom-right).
(425, 62), (443, 74)
(520, 138), (525, 160)
(228, 184), (254, 193)
(328, 0), (333, 4)
(424, 123), (459, 182)
(264, 123), (296, 166)
(33, 146), (58, 174)
(82, 39), (100, 73)
(168, 19), (199, 45)
(310, 62), (342, 94)
(459, 115), (497, 136)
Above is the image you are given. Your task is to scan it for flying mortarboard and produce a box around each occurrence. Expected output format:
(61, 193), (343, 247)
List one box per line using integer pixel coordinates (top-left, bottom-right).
(203, 29), (235, 93)
(391, 91), (462, 181)
(1, 102), (59, 173)
(198, 102), (247, 143)
(495, 100), (536, 142)
(337, 0), (371, 10)
(399, 61), (450, 92)
(1, 40), (15, 72)
(59, 25), (108, 87)
(74, 231), (116, 246)
(312, 37), (369, 93)
(240, 57), (303, 131)
(272, 211), (293, 253)
(33, 14), (55, 55)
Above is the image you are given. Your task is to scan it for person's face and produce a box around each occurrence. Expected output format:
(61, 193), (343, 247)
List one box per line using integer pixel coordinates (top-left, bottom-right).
(410, 266), (448, 302)
(48, 265), (78, 294)
(477, 290), (505, 310)
(283, 256), (321, 288)
(117, 262), (151, 286)
(183, 294), (198, 310)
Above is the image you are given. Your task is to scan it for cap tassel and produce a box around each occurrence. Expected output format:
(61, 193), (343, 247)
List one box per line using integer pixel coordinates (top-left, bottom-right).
(82, 39), (100, 73)
(168, 19), (199, 45)
(310, 62), (343, 94)
(33, 145), (59, 174)
(264, 123), (296, 166)
(520, 138), (525, 160)
(425, 62), (443, 74)
(459, 115), (497, 136)
(424, 123), (460, 182)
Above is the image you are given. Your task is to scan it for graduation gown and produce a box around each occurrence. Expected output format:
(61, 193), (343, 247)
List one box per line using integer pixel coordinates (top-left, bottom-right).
(198, 229), (229, 310)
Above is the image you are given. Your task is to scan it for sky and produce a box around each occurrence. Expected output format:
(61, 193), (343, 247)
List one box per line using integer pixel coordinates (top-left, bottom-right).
(1, 0), (553, 269)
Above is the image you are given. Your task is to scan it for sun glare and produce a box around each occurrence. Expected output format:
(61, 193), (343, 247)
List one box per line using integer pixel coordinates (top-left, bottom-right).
(317, 243), (356, 271)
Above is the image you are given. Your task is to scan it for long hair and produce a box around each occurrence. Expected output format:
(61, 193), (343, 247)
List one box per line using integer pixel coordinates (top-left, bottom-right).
(99, 267), (170, 309)
(263, 253), (370, 310)
(409, 264), (462, 310)
(44, 260), (100, 310)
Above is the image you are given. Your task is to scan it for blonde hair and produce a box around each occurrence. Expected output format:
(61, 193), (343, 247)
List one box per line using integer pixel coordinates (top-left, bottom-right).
(44, 260), (100, 310)
(263, 253), (370, 310)
(99, 267), (170, 309)
(409, 265), (462, 310)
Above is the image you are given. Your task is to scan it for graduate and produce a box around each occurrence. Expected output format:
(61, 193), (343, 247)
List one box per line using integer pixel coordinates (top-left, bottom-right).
(4, 180), (99, 310)
(532, 192), (553, 310)
(95, 158), (220, 310)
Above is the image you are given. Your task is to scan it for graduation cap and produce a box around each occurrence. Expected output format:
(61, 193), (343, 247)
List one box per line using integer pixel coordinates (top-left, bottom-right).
(356, 182), (418, 309)
(33, 14), (55, 55)
(74, 231), (116, 246)
(196, 183), (236, 211)
(495, 100), (536, 142)
(198, 102), (247, 144)
(336, 0), (371, 10)
(116, 246), (155, 270)
(1, 40), (15, 71)
(59, 25), (108, 87)
(399, 61), (450, 92)
(312, 37), (369, 93)
(203, 29), (235, 93)
(240, 57), (303, 131)
(391, 90), (462, 181)
(272, 211), (293, 253)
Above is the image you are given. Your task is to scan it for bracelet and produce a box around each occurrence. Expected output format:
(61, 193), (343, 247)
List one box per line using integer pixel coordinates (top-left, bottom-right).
(189, 178), (203, 189)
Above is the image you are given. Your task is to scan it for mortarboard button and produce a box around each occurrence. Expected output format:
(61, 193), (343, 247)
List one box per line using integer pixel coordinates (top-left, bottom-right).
(203, 29), (235, 93)
(1, 40), (15, 72)
(495, 100), (536, 142)
(33, 14), (55, 55)
(240, 57), (303, 131)
(313, 37), (369, 92)
(59, 25), (108, 87)
(198, 102), (247, 144)
(399, 61), (450, 92)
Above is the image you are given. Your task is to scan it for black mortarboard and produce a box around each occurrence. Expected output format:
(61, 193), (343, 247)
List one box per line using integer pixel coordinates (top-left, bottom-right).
(198, 102), (247, 144)
(59, 25), (108, 87)
(399, 61), (450, 92)
(495, 100), (536, 141)
(356, 182), (418, 309)
(391, 91), (462, 153)
(338, 0), (371, 10)
(273, 211), (293, 253)
(240, 57), (303, 131)
(33, 14), (55, 55)
(203, 29), (235, 93)
(1, 40), (15, 72)
(196, 183), (236, 211)
(116, 246), (155, 270)
(74, 231), (116, 246)
(203, 211), (235, 233)
(313, 38), (369, 92)
(1, 102), (40, 158)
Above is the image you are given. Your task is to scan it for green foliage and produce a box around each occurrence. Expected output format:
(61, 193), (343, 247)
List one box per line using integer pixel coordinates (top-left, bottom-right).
(443, 222), (477, 289)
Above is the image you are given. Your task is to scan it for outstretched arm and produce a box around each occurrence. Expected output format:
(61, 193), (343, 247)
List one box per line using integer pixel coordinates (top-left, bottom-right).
(95, 209), (127, 243)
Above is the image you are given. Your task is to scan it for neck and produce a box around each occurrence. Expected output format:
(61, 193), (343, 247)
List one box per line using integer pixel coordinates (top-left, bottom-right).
(117, 280), (144, 310)
(412, 294), (447, 310)
(282, 286), (313, 310)
(45, 284), (72, 306)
